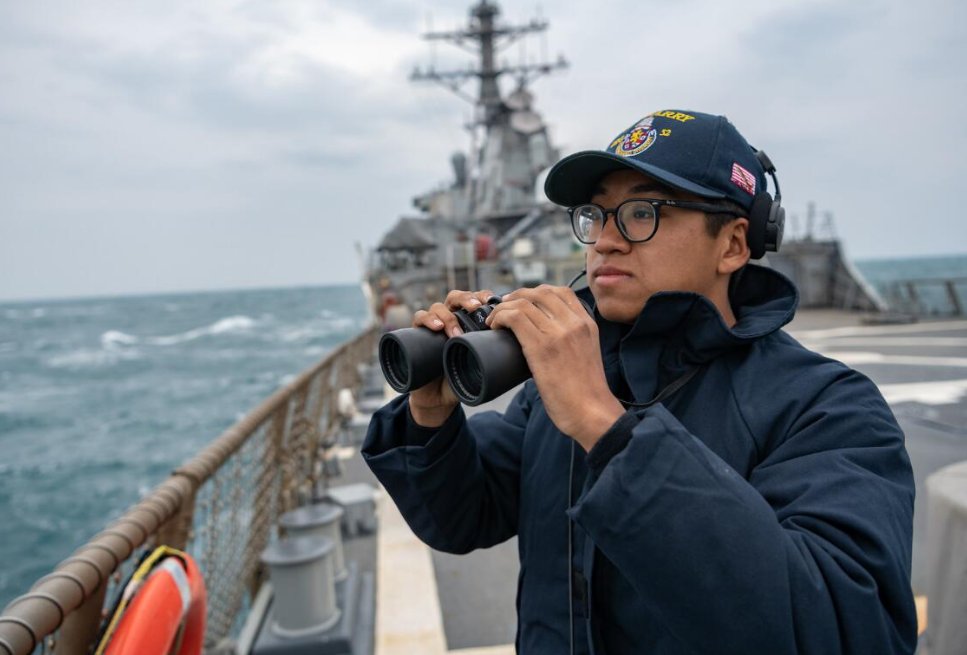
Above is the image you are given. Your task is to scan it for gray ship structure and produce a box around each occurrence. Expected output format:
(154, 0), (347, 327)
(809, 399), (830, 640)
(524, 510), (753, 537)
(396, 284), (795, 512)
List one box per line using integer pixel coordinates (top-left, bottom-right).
(366, 1), (887, 324)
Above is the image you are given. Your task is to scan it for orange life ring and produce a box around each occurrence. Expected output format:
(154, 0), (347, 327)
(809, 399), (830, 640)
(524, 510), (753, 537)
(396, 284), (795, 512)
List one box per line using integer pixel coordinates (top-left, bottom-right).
(94, 546), (207, 655)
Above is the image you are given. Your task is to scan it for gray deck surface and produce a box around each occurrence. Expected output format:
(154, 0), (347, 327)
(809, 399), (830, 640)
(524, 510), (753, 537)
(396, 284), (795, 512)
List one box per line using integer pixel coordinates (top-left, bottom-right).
(353, 309), (967, 651)
(787, 311), (967, 595)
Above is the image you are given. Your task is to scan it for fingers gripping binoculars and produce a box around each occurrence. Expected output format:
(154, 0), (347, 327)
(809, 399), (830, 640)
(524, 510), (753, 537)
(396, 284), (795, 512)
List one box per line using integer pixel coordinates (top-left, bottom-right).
(378, 295), (593, 406)
(378, 297), (528, 406)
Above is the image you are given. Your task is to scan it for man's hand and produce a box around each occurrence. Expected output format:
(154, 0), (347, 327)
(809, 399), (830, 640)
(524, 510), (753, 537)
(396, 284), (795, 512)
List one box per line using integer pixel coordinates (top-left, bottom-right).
(408, 289), (498, 428)
(486, 285), (625, 451)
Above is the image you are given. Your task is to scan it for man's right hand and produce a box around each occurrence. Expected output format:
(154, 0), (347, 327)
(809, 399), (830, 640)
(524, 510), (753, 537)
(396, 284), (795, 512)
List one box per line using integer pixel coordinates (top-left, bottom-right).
(408, 288), (497, 427)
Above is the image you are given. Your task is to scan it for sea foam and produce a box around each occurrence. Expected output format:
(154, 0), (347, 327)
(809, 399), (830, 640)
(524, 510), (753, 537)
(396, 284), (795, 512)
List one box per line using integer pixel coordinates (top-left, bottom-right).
(99, 316), (258, 349)
(101, 331), (139, 347)
(149, 315), (257, 345)
(47, 348), (142, 369)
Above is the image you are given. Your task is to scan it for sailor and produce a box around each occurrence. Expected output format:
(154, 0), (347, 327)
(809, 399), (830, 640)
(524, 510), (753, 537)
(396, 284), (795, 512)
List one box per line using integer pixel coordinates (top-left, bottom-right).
(363, 110), (917, 654)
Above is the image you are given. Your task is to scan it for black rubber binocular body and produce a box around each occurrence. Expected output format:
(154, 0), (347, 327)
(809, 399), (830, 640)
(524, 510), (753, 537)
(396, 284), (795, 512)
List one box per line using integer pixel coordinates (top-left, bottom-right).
(378, 296), (590, 406)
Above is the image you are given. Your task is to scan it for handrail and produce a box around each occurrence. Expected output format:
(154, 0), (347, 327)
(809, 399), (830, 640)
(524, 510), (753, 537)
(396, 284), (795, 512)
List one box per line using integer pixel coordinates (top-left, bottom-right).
(0, 325), (379, 655)
(881, 276), (966, 317)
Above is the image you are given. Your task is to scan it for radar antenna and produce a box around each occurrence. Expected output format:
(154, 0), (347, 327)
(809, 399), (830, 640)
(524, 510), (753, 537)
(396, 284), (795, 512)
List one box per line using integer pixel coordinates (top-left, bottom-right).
(410, 0), (568, 128)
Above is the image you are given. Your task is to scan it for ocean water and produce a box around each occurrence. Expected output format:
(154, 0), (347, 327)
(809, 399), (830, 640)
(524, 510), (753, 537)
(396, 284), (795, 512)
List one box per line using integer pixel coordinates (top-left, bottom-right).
(854, 253), (967, 314)
(0, 285), (368, 608)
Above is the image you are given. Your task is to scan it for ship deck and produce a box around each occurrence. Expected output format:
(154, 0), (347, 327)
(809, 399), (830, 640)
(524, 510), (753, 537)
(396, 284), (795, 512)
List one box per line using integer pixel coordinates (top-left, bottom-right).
(335, 308), (967, 653)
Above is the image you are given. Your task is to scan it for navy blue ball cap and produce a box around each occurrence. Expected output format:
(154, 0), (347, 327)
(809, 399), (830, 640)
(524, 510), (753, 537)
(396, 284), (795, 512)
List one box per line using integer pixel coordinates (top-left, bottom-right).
(544, 109), (767, 212)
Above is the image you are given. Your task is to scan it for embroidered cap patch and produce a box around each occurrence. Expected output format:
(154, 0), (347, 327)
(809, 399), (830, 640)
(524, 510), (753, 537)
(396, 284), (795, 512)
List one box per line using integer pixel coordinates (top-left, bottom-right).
(730, 162), (756, 195)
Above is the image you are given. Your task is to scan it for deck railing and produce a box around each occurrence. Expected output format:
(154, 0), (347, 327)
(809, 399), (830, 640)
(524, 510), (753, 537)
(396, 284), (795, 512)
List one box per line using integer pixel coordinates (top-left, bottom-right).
(881, 276), (967, 317)
(0, 325), (380, 655)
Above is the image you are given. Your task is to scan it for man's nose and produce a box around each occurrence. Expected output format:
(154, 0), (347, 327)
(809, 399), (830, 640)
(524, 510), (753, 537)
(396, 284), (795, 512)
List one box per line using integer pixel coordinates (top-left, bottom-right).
(594, 213), (631, 254)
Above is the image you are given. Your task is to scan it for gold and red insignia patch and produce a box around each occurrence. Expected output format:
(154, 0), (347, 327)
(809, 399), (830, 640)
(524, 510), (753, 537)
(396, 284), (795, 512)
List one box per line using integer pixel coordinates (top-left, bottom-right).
(612, 116), (657, 157)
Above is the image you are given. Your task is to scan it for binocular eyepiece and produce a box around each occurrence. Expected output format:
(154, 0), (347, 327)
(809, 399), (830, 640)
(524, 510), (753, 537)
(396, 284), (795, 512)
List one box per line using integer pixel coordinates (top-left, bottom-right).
(378, 296), (530, 406)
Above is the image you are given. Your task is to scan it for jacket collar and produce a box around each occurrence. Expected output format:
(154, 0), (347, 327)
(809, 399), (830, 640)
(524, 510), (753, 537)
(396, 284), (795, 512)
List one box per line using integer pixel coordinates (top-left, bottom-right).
(580, 264), (799, 401)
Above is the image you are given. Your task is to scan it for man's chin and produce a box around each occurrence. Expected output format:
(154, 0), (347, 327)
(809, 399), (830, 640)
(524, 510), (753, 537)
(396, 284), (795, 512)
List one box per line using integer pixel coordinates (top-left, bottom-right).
(593, 295), (644, 325)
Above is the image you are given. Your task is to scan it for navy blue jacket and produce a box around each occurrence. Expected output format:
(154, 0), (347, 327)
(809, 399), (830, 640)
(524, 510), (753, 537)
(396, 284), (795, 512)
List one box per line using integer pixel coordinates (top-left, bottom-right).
(362, 264), (917, 654)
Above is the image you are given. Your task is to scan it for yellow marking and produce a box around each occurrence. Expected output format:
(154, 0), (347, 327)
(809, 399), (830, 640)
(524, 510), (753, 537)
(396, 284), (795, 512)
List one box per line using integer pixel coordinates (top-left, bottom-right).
(653, 110), (696, 122)
(660, 128), (672, 137)
(916, 595), (927, 637)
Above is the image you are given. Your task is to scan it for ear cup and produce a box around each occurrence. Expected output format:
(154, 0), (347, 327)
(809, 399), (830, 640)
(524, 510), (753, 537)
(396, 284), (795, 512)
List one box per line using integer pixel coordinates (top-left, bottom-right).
(747, 192), (773, 259)
(765, 202), (785, 253)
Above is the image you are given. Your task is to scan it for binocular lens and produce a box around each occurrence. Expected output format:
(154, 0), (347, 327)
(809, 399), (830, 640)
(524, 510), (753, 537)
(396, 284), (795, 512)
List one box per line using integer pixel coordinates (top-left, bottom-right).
(445, 342), (484, 403)
(378, 328), (448, 393)
(443, 331), (531, 406)
(380, 337), (409, 391)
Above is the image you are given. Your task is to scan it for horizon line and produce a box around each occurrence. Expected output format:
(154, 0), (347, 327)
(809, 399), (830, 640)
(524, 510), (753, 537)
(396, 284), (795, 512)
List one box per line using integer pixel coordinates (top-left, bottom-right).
(0, 279), (364, 306)
(3, 250), (967, 306)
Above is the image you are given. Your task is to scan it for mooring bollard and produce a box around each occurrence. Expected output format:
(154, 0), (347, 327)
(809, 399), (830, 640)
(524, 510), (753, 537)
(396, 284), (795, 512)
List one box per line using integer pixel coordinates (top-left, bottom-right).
(279, 502), (348, 581)
(260, 536), (341, 637)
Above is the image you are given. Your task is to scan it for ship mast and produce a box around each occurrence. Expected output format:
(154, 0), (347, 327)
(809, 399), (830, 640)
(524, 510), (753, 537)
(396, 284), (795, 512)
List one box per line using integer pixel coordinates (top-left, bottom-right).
(410, 0), (567, 129)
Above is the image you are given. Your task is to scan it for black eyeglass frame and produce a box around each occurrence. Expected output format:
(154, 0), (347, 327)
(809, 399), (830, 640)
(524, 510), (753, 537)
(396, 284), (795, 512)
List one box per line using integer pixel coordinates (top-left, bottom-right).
(567, 198), (744, 244)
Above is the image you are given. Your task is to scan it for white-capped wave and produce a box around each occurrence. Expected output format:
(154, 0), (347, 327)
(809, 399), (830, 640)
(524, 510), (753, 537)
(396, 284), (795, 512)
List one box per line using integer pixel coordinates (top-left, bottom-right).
(101, 330), (139, 348)
(47, 348), (142, 369)
(149, 315), (256, 345)
(278, 326), (317, 342)
(98, 316), (258, 349)
(276, 316), (358, 343)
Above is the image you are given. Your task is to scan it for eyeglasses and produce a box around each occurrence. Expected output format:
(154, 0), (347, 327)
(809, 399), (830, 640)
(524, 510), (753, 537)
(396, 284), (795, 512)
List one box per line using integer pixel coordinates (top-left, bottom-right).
(568, 198), (742, 244)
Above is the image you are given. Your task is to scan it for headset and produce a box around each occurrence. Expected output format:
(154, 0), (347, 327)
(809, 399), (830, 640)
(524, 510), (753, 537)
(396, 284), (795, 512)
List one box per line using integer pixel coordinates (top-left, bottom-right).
(746, 149), (785, 260)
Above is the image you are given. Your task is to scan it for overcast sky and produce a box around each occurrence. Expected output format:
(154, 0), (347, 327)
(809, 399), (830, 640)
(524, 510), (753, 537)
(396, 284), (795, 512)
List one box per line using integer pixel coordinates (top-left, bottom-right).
(1, 0), (964, 301)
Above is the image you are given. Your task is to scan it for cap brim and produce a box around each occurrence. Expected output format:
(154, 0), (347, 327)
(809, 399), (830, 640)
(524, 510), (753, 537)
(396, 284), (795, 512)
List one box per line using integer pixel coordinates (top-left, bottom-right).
(543, 150), (727, 206)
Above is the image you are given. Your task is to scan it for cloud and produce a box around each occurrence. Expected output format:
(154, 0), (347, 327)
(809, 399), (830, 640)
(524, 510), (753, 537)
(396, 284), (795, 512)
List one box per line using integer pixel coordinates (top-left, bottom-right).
(0, 0), (965, 301)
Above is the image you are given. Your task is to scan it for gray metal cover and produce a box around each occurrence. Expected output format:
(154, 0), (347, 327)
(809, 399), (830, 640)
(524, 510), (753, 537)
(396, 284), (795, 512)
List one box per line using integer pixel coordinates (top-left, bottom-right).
(261, 536), (334, 567)
(280, 503), (348, 582)
(280, 503), (344, 531)
(261, 536), (340, 637)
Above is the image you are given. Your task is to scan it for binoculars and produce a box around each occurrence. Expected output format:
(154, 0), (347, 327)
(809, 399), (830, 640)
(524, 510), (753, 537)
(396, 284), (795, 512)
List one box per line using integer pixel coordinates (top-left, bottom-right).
(378, 296), (530, 406)
(379, 295), (594, 406)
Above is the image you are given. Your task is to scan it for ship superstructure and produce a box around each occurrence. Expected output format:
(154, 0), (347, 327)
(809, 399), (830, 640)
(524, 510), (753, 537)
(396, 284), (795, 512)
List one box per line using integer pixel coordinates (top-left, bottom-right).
(368, 1), (889, 322)
(369, 1), (579, 318)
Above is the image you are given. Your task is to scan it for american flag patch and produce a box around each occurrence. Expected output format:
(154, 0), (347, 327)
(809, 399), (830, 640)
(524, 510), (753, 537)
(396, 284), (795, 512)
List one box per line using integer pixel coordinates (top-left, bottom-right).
(731, 162), (756, 195)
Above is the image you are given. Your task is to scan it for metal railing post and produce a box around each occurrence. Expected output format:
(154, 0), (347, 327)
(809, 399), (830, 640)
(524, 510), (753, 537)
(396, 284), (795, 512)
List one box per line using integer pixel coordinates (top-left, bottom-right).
(944, 280), (963, 316)
(905, 282), (921, 314)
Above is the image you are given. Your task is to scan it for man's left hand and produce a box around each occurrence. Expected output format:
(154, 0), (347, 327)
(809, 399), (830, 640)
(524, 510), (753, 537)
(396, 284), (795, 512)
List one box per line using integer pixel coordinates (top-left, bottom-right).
(486, 285), (625, 452)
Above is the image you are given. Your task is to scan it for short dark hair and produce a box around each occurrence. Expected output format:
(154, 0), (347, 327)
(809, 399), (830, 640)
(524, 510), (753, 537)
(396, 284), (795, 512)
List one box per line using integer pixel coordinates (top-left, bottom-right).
(703, 200), (748, 238)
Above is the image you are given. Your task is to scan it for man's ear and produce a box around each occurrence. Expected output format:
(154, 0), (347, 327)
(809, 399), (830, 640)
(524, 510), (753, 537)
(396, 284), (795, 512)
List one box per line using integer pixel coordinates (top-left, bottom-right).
(718, 218), (751, 275)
